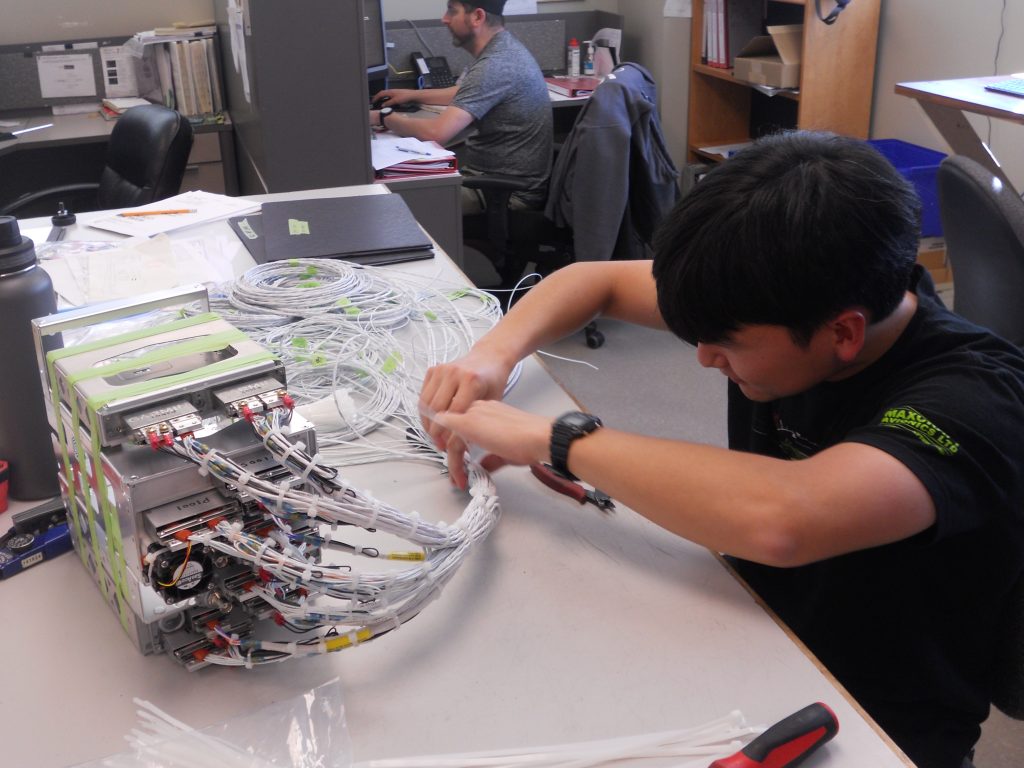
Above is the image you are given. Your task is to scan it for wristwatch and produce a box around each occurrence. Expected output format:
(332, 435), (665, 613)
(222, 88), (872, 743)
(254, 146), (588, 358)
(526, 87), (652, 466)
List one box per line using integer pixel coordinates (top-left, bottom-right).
(378, 106), (394, 129)
(550, 410), (603, 481)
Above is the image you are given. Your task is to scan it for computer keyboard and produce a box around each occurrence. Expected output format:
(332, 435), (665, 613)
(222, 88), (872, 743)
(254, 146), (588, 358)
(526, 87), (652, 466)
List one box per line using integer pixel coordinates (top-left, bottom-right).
(984, 78), (1024, 98)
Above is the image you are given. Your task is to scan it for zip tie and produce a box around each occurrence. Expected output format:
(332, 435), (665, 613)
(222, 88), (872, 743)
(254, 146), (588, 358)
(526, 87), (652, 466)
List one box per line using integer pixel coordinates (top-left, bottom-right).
(261, 426), (284, 450)
(236, 470), (252, 488)
(306, 496), (320, 519)
(198, 448), (223, 477)
(274, 481), (289, 514)
(244, 651), (254, 670)
(347, 629), (361, 646)
(366, 497), (382, 529)
(298, 453), (321, 484)
(349, 573), (362, 603)
(407, 510), (422, 539)
(256, 537), (273, 563)
(277, 439), (306, 466)
(386, 609), (401, 633)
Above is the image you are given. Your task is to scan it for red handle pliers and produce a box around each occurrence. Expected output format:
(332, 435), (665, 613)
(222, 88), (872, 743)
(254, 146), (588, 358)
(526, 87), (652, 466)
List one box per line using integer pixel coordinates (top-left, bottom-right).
(529, 463), (615, 512)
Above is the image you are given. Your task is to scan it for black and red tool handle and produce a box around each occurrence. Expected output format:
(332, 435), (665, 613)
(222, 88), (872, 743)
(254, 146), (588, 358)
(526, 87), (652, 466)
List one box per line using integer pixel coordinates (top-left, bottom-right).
(710, 702), (839, 768)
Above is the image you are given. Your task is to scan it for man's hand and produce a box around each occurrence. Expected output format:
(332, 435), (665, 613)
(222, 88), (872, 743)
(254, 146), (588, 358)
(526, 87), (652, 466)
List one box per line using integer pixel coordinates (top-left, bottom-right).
(432, 401), (552, 485)
(419, 352), (514, 488)
(372, 88), (418, 107)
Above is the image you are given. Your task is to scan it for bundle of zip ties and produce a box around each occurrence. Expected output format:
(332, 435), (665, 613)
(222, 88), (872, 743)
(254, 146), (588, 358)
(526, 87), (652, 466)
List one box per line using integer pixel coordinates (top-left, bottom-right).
(100, 700), (763, 768)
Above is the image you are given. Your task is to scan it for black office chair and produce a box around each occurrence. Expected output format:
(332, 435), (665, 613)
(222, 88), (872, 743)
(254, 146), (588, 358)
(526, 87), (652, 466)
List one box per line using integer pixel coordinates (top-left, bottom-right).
(463, 63), (680, 346)
(936, 154), (1024, 345)
(936, 154), (1024, 720)
(1, 104), (194, 218)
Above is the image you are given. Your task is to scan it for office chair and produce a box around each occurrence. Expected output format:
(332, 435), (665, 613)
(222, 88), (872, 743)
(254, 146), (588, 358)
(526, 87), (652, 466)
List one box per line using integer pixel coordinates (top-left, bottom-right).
(936, 154), (1024, 346)
(937, 154), (1024, 720)
(462, 63), (680, 347)
(1, 104), (194, 218)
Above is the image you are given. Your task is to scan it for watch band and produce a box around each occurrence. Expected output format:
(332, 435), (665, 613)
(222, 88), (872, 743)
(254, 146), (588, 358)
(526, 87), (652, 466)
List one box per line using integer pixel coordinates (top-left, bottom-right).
(549, 410), (602, 481)
(378, 109), (389, 129)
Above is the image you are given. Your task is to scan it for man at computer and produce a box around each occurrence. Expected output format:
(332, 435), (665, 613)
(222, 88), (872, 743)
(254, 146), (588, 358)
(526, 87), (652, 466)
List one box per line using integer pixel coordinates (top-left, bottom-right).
(369, 0), (553, 215)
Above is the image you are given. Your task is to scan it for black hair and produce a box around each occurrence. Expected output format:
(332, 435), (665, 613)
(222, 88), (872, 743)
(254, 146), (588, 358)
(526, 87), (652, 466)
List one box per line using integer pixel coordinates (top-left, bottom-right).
(651, 130), (922, 347)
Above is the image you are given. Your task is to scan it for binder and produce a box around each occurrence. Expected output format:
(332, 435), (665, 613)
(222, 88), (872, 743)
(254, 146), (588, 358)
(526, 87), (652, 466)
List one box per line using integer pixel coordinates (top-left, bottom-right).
(229, 195), (435, 266)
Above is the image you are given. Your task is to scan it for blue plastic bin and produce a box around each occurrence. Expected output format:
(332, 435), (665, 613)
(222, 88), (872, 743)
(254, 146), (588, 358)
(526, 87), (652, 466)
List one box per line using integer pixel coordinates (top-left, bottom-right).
(868, 139), (947, 237)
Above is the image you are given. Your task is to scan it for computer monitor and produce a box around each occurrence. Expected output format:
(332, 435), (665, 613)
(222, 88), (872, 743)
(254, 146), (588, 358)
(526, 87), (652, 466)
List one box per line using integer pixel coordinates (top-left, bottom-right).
(364, 0), (388, 95)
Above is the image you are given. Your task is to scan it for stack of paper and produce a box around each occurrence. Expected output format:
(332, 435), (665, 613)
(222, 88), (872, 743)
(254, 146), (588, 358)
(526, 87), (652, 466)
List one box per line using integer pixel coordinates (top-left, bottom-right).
(100, 96), (152, 121)
(371, 135), (458, 179)
(87, 190), (260, 238)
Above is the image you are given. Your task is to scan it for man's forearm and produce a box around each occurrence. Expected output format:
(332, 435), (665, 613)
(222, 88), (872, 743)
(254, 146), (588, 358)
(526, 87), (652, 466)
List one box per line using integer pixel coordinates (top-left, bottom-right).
(475, 261), (664, 369)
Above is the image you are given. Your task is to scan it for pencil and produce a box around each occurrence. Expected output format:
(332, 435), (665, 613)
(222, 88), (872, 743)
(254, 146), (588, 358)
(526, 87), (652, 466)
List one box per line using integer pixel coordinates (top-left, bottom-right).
(118, 208), (197, 217)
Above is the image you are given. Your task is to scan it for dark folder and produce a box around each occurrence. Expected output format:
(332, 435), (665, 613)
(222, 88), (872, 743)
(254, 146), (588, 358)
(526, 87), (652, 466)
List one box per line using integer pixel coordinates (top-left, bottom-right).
(229, 194), (435, 266)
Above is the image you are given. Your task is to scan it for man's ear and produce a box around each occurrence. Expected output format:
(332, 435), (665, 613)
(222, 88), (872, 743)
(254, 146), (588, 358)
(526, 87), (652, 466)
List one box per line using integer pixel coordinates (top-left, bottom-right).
(830, 309), (867, 362)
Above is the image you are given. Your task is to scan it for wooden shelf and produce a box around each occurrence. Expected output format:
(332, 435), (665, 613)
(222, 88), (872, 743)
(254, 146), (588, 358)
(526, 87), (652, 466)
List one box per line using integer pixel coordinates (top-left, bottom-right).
(686, 0), (881, 163)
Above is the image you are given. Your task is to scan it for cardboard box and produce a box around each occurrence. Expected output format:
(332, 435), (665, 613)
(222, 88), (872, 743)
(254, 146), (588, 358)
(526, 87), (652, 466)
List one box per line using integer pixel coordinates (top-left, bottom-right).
(734, 25), (803, 89)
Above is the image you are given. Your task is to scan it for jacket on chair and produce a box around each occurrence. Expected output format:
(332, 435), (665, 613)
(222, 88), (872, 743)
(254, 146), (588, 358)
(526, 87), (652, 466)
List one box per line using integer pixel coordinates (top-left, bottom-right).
(544, 63), (679, 262)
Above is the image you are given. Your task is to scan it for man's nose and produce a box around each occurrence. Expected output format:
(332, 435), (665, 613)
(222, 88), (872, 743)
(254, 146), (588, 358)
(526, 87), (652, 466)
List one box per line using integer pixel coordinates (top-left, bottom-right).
(695, 343), (725, 369)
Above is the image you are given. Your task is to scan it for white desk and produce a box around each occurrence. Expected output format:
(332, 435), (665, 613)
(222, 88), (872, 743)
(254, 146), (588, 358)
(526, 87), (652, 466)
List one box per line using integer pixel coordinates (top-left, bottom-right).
(2, 186), (911, 768)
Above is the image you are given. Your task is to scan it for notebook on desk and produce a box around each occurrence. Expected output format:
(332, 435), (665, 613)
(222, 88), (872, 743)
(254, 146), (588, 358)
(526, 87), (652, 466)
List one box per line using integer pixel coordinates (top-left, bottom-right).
(228, 195), (435, 266)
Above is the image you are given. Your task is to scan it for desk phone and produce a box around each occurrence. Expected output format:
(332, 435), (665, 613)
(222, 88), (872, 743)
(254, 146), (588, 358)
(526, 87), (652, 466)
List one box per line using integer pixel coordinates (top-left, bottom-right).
(412, 52), (456, 89)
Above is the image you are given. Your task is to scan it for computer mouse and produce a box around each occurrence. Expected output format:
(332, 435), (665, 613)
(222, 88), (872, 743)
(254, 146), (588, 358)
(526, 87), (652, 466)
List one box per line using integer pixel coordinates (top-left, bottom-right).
(371, 95), (391, 109)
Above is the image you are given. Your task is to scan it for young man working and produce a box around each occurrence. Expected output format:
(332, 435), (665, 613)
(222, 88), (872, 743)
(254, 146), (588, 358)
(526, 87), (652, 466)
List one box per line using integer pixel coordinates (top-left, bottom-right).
(369, 0), (553, 213)
(418, 131), (1024, 768)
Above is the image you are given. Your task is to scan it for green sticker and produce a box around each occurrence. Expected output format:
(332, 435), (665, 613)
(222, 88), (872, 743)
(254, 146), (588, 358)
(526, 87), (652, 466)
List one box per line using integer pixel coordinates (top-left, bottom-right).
(298, 280), (321, 288)
(310, 353), (328, 367)
(336, 297), (352, 307)
(447, 288), (469, 300)
(381, 351), (403, 375)
(291, 337), (309, 349)
(345, 306), (361, 316)
(288, 218), (311, 235)
(303, 265), (318, 277)
(424, 310), (438, 321)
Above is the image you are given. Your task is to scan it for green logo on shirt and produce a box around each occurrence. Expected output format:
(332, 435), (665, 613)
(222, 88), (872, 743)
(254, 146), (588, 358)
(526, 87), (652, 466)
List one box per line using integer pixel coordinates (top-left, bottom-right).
(879, 407), (960, 456)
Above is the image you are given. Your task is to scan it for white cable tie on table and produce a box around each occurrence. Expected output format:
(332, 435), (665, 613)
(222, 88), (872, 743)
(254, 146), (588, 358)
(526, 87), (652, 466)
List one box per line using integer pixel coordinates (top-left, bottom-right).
(278, 440), (306, 466)
(347, 629), (362, 646)
(306, 496), (320, 519)
(349, 573), (362, 603)
(236, 470), (252, 489)
(244, 651), (254, 670)
(302, 563), (314, 582)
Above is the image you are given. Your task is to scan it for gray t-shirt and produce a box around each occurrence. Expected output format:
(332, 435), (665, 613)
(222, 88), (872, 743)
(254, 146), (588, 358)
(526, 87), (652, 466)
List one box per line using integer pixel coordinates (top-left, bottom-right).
(451, 30), (553, 208)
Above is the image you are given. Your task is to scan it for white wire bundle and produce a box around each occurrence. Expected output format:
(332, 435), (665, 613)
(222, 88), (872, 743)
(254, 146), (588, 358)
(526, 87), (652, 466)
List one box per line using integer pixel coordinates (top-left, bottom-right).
(164, 416), (500, 665)
(200, 260), (513, 468)
(352, 711), (764, 768)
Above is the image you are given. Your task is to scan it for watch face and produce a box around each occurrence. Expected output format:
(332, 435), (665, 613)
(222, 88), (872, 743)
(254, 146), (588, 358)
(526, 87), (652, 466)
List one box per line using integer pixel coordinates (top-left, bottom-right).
(560, 411), (602, 432)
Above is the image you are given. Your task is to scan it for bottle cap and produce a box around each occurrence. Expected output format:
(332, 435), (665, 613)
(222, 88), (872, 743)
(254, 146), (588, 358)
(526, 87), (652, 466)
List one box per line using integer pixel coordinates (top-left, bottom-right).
(0, 216), (37, 273)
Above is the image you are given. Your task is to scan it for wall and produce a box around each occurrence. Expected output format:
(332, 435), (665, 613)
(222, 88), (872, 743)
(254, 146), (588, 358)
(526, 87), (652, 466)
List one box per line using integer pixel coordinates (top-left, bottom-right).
(872, 0), (1024, 190)
(0, 0), (213, 45)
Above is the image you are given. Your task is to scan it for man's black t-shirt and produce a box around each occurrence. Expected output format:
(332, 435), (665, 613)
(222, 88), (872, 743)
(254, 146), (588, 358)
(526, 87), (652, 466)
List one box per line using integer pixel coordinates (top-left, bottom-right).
(729, 267), (1024, 768)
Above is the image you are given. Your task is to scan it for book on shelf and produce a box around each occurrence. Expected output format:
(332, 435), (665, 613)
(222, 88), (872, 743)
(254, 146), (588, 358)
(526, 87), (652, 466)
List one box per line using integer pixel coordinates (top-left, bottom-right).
(544, 76), (603, 98)
(126, 28), (225, 118)
(702, 0), (763, 69)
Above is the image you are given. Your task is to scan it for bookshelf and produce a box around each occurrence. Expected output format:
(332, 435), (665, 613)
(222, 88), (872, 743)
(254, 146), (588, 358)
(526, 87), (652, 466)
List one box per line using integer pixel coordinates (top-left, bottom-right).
(687, 0), (881, 163)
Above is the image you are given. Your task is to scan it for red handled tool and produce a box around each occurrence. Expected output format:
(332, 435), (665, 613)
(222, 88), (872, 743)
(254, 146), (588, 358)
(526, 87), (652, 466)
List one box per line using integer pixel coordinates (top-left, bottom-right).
(710, 702), (839, 768)
(529, 463), (615, 512)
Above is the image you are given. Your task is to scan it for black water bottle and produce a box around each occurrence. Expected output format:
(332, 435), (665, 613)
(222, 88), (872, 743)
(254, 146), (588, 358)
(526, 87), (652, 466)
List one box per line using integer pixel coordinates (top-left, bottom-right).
(0, 216), (60, 499)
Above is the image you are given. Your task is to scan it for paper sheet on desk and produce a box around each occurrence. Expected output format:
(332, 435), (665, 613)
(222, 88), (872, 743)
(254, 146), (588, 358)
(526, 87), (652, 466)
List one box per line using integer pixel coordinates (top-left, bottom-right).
(87, 190), (259, 237)
(371, 134), (455, 171)
(37, 235), (236, 306)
